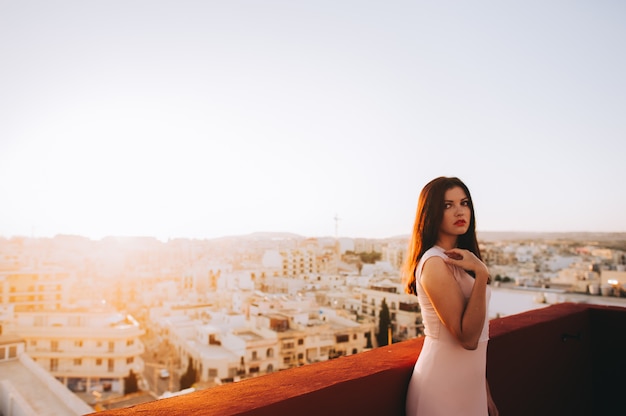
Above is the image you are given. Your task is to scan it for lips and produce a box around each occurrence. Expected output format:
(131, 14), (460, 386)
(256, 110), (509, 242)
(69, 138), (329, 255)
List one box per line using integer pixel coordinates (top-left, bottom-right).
(454, 220), (466, 226)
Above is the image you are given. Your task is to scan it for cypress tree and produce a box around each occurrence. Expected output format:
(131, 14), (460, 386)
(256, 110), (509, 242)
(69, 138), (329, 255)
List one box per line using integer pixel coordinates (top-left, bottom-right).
(124, 370), (138, 395)
(180, 356), (197, 390)
(377, 298), (391, 347)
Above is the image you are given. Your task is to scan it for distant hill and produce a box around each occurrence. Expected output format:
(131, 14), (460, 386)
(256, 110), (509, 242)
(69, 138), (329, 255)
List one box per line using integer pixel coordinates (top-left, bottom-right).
(213, 231), (626, 244)
(204, 231), (626, 246)
(215, 231), (306, 241)
(7, 230), (624, 246)
(477, 231), (626, 243)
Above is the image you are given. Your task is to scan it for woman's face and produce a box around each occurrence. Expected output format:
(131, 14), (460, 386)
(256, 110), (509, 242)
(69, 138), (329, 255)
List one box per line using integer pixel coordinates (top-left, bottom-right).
(439, 186), (471, 237)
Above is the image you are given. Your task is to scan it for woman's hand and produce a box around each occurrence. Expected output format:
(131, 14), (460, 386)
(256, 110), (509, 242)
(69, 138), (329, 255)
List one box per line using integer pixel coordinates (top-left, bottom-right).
(443, 248), (489, 279)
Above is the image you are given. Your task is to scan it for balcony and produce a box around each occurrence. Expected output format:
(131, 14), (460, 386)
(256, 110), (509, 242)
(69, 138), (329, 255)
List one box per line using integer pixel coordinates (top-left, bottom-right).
(92, 303), (626, 415)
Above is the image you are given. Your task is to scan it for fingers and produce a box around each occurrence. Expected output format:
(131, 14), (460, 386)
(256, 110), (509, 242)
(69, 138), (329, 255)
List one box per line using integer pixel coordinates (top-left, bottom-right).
(443, 250), (464, 261)
(445, 250), (489, 277)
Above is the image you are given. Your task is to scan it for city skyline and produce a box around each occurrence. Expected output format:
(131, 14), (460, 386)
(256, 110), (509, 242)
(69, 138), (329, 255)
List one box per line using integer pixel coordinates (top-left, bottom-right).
(1, 1), (625, 241)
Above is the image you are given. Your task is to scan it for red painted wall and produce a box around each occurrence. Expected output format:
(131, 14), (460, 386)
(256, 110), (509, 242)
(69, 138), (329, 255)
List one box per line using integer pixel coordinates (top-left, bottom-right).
(93, 303), (626, 416)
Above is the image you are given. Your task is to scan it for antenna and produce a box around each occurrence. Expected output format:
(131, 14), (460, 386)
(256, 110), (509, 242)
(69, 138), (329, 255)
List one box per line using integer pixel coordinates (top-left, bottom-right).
(334, 213), (340, 239)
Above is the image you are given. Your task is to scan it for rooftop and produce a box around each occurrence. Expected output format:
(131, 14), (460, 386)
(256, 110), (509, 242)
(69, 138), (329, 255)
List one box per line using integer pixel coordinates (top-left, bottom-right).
(0, 341), (94, 416)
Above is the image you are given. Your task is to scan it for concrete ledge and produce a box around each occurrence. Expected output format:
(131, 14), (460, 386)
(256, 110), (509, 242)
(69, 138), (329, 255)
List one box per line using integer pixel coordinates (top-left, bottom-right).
(93, 303), (626, 416)
(93, 334), (423, 416)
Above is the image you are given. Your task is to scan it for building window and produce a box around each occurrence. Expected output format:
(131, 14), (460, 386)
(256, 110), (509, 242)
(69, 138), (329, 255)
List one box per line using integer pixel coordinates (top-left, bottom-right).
(51, 340), (58, 352)
(108, 359), (114, 372)
(96, 358), (102, 366)
(126, 339), (134, 346)
(208, 368), (217, 377)
(251, 351), (258, 360)
(74, 358), (82, 366)
(75, 340), (83, 348)
(0, 347), (5, 360)
(266, 348), (274, 358)
(126, 357), (134, 364)
(51, 358), (58, 372)
(297, 338), (304, 345)
(108, 342), (115, 353)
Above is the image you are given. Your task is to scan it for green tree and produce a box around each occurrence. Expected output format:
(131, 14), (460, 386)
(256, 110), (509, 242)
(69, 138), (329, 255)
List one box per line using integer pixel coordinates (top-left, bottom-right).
(180, 356), (198, 390)
(124, 370), (138, 395)
(359, 251), (382, 264)
(377, 298), (392, 347)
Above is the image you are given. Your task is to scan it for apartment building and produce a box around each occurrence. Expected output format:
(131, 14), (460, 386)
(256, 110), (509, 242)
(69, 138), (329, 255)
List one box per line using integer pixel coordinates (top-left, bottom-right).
(0, 336), (94, 415)
(382, 242), (406, 271)
(0, 268), (70, 312)
(360, 279), (422, 343)
(224, 327), (280, 376)
(281, 249), (317, 277)
(6, 309), (145, 395)
(152, 293), (374, 385)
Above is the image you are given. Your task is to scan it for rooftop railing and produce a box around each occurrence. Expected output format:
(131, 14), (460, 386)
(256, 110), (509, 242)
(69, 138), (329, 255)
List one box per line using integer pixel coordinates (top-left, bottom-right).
(93, 303), (626, 416)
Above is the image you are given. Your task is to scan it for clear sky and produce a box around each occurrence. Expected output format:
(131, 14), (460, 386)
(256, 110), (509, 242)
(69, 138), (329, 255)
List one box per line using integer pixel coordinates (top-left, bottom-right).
(1, 1), (625, 241)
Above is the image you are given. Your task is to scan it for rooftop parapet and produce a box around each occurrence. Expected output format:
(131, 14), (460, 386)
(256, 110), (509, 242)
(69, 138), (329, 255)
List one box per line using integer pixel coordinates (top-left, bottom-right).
(92, 302), (626, 416)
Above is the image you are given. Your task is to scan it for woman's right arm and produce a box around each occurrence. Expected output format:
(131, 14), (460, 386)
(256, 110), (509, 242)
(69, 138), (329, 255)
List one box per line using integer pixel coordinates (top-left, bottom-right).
(421, 250), (489, 349)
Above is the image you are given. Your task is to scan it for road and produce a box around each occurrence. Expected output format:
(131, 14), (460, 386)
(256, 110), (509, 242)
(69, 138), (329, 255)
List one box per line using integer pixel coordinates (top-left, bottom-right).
(141, 334), (180, 397)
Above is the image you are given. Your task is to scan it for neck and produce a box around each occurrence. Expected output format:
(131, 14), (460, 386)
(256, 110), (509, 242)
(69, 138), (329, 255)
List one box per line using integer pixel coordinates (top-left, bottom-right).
(436, 235), (457, 251)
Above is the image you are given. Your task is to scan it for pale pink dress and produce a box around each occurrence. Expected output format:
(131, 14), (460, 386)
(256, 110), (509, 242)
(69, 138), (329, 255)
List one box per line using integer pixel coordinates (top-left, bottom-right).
(405, 246), (491, 416)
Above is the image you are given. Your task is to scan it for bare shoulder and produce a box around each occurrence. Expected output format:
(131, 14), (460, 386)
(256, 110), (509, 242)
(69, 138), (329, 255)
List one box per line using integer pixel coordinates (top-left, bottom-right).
(421, 255), (466, 329)
(421, 256), (455, 291)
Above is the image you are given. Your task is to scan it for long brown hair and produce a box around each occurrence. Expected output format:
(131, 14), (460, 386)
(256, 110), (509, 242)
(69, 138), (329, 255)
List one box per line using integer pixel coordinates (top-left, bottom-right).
(403, 176), (482, 295)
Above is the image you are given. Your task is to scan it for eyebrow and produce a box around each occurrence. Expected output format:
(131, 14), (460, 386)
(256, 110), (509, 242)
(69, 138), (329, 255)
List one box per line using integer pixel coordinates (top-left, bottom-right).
(444, 198), (469, 203)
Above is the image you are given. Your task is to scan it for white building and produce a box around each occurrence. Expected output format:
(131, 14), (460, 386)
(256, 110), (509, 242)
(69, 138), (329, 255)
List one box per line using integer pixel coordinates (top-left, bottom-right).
(152, 290), (374, 384)
(0, 268), (71, 312)
(360, 279), (422, 343)
(280, 249), (318, 277)
(0, 336), (94, 415)
(553, 261), (600, 292)
(382, 242), (406, 271)
(6, 309), (145, 395)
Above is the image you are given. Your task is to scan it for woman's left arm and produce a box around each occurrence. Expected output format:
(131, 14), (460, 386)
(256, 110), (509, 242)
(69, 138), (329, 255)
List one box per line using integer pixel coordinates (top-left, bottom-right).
(487, 379), (499, 416)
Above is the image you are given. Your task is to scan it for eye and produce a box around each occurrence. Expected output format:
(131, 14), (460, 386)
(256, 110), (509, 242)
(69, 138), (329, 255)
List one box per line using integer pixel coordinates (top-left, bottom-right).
(461, 200), (470, 206)
(444, 202), (452, 209)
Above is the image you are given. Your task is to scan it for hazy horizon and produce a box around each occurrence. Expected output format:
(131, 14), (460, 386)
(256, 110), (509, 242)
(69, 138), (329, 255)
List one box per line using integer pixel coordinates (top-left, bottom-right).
(2, 229), (625, 244)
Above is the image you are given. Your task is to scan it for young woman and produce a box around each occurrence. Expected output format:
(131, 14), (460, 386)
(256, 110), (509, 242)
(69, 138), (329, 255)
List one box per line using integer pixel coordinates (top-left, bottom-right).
(404, 177), (498, 416)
